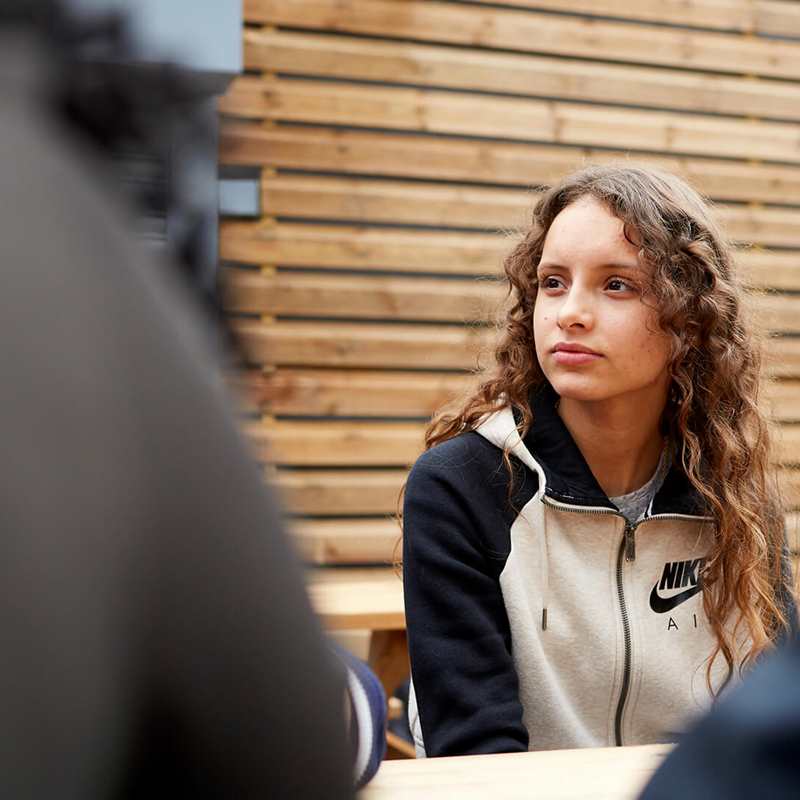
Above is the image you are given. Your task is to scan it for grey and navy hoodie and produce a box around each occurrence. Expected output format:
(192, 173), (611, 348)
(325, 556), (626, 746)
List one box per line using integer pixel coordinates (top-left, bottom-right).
(403, 383), (793, 758)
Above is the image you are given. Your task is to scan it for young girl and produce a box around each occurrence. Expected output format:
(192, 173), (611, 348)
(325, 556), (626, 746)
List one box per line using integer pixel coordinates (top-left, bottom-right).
(402, 164), (796, 758)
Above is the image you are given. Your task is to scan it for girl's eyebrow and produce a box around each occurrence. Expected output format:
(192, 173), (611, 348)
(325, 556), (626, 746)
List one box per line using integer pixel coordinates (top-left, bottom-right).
(537, 261), (640, 273)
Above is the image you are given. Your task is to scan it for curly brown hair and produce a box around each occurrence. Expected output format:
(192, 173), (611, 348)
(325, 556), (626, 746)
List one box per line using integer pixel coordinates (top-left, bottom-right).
(419, 163), (792, 690)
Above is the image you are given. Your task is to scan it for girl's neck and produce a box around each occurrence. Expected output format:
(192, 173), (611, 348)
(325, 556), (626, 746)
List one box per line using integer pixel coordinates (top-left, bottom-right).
(557, 393), (667, 498)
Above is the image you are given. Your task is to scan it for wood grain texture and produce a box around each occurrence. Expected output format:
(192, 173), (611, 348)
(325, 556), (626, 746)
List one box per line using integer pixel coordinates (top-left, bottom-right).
(221, 124), (800, 207)
(291, 518), (400, 564)
(273, 465), (800, 516)
(255, 173), (800, 248)
(219, 221), (507, 276)
(243, 0), (800, 80)
(239, 368), (472, 416)
(466, 0), (800, 36)
(233, 320), (495, 370)
(248, 420), (425, 466)
(276, 469), (406, 515)
(221, 77), (800, 165)
(223, 267), (505, 322)
(244, 29), (800, 121)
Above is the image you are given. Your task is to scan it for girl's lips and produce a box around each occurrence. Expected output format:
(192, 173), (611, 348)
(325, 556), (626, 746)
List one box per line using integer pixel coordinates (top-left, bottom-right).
(552, 350), (602, 366)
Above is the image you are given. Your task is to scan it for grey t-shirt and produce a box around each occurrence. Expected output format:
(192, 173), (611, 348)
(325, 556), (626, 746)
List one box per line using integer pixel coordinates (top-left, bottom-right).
(609, 446), (671, 523)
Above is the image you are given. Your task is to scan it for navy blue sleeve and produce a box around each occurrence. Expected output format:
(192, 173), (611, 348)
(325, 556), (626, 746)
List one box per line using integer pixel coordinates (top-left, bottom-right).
(640, 640), (800, 800)
(402, 436), (529, 756)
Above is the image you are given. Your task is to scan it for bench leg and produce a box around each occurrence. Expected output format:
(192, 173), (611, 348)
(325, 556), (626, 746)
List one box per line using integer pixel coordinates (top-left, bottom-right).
(367, 629), (409, 698)
(368, 629), (413, 759)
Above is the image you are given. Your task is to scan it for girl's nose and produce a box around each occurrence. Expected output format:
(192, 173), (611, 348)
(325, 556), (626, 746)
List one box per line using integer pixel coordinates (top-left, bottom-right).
(556, 288), (594, 330)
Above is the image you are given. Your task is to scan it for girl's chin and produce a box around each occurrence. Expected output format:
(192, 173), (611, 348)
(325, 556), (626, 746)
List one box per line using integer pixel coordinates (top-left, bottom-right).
(545, 375), (611, 403)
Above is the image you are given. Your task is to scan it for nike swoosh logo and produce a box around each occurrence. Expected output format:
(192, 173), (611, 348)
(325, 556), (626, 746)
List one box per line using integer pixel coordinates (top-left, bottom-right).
(649, 583), (702, 613)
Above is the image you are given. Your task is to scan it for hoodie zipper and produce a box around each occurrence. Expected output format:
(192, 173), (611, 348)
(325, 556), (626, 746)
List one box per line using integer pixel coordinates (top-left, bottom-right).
(541, 497), (712, 746)
(614, 520), (636, 746)
(541, 496), (633, 745)
(611, 513), (712, 744)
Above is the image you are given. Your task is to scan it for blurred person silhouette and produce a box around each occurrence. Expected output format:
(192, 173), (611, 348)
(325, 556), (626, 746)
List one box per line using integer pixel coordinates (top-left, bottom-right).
(640, 637), (800, 800)
(0, 2), (373, 796)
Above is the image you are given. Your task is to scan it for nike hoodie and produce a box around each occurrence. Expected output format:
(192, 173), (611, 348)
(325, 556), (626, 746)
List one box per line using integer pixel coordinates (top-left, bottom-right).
(402, 382), (792, 758)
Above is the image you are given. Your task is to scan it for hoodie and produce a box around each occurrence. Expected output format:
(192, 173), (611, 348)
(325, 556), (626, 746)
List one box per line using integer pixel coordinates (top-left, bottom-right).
(402, 383), (787, 758)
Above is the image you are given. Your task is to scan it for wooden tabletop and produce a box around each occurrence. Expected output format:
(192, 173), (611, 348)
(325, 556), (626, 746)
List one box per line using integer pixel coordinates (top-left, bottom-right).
(306, 567), (405, 631)
(359, 743), (672, 799)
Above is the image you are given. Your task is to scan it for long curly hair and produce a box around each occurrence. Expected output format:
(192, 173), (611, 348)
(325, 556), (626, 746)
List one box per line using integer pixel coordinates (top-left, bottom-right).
(421, 163), (792, 689)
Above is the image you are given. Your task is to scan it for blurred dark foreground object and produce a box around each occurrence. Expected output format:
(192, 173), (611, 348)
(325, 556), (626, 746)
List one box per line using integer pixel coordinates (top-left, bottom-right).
(640, 639), (800, 800)
(3, 0), (239, 336)
(0, 16), (354, 800)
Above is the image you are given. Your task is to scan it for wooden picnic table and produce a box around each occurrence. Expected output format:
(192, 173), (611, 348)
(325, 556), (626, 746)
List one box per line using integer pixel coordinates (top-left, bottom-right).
(359, 743), (672, 799)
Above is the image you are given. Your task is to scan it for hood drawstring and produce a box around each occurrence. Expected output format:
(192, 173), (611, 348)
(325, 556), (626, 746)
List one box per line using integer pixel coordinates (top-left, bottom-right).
(472, 406), (551, 628)
(540, 496), (550, 631)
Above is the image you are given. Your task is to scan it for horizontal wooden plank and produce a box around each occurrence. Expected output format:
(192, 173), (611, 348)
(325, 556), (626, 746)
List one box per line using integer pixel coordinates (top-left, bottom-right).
(239, 369), (800, 425)
(476, 0), (800, 38)
(248, 420), (425, 466)
(257, 173), (800, 248)
(241, 368), (472, 416)
(223, 268), (505, 322)
(276, 465), (800, 515)
(255, 418), (800, 467)
(245, 29), (800, 122)
(750, 293), (800, 335)
(763, 380), (800, 423)
(221, 77), (800, 165)
(236, 319), (800, 375)
(718, 206), (800, 250)
(259, 174), (523, 230)
(234, 320), (495, 370)
(295, 513), (800, 565)
(219, 220), (507, 275)
(223, 267), (800, 333)
(775, 425), (800, 465)
(234, 371), (800, 425)
(292, 518), (400, 564)
(779, 468), (800, 508)
(243, 0), (800, 80)
(276, 468), (407, 515)
(766, 339), (800, 379)
(716, 205), (800, 252)
(221, 124), (800, 208)
(786, 512), (800, 552)
(220, 220), (800, 291)
(736, 250), (800, 292)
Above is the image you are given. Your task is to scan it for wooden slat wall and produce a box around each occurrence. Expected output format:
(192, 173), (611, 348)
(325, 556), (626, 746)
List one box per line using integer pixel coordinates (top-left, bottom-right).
(220, 0), (800, 565)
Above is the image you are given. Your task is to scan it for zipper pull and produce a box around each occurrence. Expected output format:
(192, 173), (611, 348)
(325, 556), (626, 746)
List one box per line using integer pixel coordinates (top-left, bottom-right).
(624, 522), (636, 562)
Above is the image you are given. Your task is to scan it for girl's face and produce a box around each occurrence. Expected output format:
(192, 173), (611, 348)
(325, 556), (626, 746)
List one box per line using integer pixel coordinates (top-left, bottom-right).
(533, 196), (672, 408)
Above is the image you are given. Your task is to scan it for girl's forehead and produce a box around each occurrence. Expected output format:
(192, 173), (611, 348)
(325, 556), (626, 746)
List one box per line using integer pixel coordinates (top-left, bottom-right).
(544, 198), (632, 249)
(541, 211), (642, 270)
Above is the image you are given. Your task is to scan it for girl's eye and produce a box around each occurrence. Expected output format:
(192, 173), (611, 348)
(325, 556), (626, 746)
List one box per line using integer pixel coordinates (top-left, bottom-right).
(538, 276), (563, 290)
(606, 278), (635, 292)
